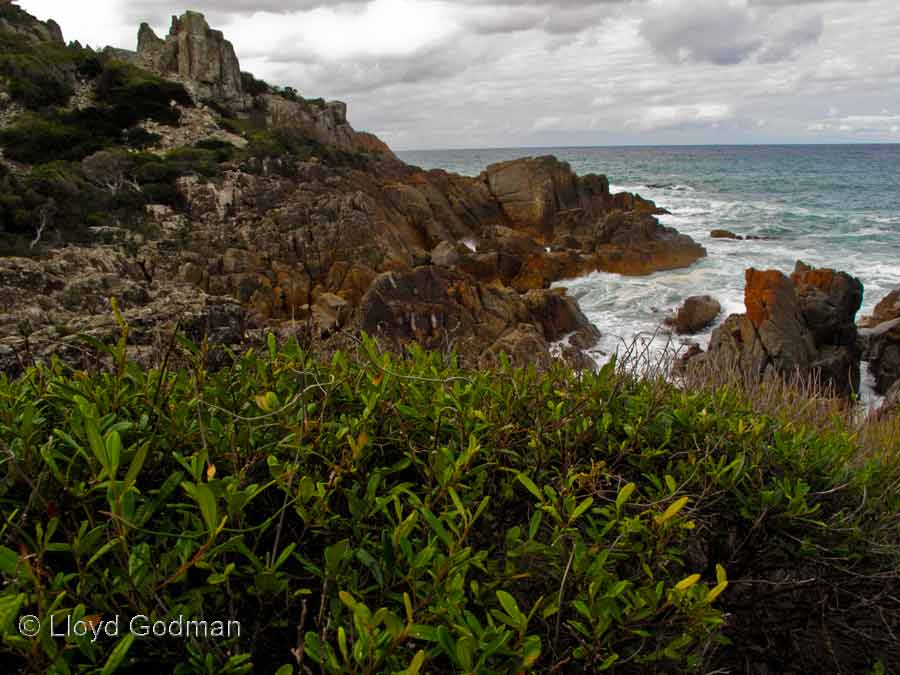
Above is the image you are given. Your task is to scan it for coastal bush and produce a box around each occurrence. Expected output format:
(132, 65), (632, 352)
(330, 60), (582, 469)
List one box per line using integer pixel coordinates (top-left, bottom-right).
(241, 71), (271, 97)
(0, 56), (192, 165)
(0, 32), (73, 109)
(0, 112), (109, 163)
(95, 61), (192, 128)
(0, 330), (897, 673)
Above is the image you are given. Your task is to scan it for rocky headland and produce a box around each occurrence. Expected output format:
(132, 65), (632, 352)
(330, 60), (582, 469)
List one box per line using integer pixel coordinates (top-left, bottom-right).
(0, 4), (705, 375)
(1, 4), (897, 410)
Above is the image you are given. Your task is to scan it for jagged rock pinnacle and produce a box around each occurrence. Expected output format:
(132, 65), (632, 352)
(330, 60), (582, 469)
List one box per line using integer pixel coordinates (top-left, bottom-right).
(136, 10), (243, 104)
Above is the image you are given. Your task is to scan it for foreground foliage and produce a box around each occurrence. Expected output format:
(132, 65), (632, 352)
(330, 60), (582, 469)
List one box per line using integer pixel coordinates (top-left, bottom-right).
(0, 333), (898, 673)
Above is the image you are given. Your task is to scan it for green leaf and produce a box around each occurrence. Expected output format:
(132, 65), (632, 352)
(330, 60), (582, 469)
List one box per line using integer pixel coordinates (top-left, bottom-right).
(616, 482), (636, 512)
(183, 482), (218, 533)
(123, 441), (150, 489)
(421, 508), (453, 548)
(436, 625), (456, 661)
(0, 545), (20, 576)
(569, 497), (594, 523)
(325, 540), (349, 575)
(516, 474), (543, 501)
(456, 635), (476, 671)
(274, 666), (294, 675)
(674, 574), (701, 591)
(100, 633), (135, 675)
(655, 496), (689, 525)
(400, 650), (426, 675)
(496, 590), (524, 627)
(521, 635), (542, 668)
(105, 430), (122, 478)
(85, 417), (110, 477)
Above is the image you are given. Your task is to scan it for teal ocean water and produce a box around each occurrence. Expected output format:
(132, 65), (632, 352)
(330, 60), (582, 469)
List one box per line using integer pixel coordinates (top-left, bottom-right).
(399, 145), (900, 393)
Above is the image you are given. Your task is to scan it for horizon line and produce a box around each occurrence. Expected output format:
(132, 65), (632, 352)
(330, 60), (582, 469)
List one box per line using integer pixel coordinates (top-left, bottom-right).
(394, 141), (900, 153)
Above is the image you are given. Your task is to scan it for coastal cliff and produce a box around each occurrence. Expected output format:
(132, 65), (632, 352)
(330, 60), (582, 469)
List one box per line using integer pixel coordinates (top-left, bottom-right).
(0, 6), (705, 375)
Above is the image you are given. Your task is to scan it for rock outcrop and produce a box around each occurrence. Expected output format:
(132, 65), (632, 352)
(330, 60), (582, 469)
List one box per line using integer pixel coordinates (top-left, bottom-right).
(698, 263), (863, 397)
(861, 288), (900, 395)
(483, 156), (609, 240)
(0, 9), (711, 375)
(136, 12), (243, 104)
(358, 266), (599, 368)
(0, 1), (64, 45)
(0, 246), (247, 376)
(666, 296), (721, 335)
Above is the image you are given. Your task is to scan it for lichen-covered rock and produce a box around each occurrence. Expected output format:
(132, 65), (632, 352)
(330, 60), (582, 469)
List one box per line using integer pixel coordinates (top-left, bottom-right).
(701, 264), (864, 397)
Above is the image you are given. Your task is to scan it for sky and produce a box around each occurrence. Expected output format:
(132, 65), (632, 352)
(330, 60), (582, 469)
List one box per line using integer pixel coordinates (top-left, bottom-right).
(17, 0), (900, 150)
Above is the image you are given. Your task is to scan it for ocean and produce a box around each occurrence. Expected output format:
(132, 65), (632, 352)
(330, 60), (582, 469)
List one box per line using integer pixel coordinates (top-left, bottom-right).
(398, 145), (900, 396)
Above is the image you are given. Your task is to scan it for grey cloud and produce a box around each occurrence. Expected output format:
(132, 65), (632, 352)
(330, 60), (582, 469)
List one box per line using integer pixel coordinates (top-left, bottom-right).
(758, 13), (824, 63)
(640, 0), (824, 66)
(640, 2), (763, 65)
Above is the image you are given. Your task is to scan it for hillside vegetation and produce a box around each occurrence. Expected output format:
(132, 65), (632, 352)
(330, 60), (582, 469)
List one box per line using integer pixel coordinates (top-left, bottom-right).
(0, 11), (352, 253)
(0, 326), (897, 673)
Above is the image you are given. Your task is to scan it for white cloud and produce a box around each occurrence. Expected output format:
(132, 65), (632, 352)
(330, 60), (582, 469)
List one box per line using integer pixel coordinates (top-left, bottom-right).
(13, 0), (900, 148)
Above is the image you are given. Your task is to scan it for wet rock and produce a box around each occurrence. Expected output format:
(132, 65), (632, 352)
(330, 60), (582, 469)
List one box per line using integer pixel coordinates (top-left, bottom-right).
(591, 212), (707, 276)
(711, 229), (743, 240)
(666, 296), (721, 335)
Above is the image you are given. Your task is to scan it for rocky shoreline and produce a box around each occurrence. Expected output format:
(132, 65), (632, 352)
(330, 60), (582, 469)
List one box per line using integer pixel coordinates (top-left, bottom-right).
(1, 5), (898, 411)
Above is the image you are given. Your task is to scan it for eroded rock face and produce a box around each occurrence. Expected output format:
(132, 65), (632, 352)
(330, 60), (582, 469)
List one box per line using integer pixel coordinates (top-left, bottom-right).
(0, 247), (248, 377)
(137, 12), (243, 103)
(358, 266), (597, 368)
(700, 264), (864, 396)
(483, 156), (588, 240)
(259, 95), (396, 158)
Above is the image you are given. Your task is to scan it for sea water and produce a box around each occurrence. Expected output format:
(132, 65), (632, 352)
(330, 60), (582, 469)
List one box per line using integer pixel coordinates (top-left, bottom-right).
(399, 145), (900, 396)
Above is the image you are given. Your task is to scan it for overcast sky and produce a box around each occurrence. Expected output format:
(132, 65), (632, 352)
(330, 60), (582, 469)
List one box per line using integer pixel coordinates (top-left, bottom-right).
(17, 0), (900, 150)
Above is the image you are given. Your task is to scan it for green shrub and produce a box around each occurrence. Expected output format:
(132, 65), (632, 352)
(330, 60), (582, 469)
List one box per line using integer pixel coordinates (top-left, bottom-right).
(0, 334), (896, 673)
(0, 34), (74, 108)
(95, 62), (192, 128)
(240, 71), (270, 97)
(0, 112), (113, 163)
